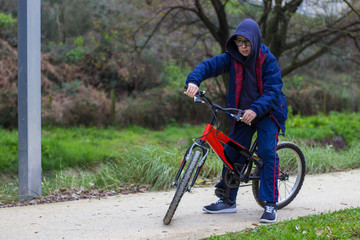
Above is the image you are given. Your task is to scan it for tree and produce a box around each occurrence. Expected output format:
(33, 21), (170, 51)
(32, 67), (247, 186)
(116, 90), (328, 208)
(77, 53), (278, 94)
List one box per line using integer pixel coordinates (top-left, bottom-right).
(41, 0), (97, 44)
(137, 0), (360, 77)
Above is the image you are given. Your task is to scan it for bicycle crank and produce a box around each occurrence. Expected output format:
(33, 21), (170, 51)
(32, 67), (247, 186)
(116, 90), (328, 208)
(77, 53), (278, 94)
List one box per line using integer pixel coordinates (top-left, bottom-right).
(224, 163), (243, 188)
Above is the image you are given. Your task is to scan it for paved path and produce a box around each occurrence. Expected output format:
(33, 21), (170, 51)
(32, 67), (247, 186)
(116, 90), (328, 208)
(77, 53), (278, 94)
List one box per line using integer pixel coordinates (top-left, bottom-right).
(1, 169), (359, 240)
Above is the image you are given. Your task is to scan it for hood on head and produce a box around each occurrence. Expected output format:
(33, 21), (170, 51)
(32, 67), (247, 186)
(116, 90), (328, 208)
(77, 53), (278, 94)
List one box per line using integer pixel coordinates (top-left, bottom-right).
(226, 18), (262, 64)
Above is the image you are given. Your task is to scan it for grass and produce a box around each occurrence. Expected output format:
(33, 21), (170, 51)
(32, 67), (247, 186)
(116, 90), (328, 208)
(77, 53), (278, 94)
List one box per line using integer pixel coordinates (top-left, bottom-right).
(0, 143), (223, 203)
(0, 124), (201, 174)
(206, 207), (360, 240)
(286, 111), (360, 145)
(300, 142), (360, 173)
(0, 124), (224, 203)
(0, 113), (360, 204)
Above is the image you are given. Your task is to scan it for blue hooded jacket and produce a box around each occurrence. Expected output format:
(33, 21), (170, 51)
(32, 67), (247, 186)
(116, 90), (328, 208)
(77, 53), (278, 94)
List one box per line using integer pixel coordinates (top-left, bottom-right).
(186, 19), (288, 133)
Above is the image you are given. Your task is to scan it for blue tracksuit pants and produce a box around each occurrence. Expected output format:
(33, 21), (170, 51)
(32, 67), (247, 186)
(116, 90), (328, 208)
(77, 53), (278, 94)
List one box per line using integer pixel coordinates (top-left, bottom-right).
(215, 115), (280, 203)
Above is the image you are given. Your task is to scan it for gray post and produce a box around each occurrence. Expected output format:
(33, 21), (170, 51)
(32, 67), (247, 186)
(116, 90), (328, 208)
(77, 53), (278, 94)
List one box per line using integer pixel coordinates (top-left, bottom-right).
(18, 0), (42, 201)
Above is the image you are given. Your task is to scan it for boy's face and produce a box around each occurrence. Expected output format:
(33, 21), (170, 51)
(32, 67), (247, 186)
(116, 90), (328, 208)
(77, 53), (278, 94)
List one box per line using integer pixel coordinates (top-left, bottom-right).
(234, 36), (251, 57)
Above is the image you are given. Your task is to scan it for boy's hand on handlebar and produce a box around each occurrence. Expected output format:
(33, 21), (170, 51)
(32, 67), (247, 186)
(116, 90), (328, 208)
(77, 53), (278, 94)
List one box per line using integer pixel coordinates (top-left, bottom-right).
(241, 109), (257, 125)
(185, 83), (199, 98)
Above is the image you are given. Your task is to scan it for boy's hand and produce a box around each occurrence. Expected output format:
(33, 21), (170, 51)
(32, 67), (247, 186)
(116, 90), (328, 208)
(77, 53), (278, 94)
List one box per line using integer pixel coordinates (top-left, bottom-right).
(241, 109), (257, 125)
(185, 83), (199, 98)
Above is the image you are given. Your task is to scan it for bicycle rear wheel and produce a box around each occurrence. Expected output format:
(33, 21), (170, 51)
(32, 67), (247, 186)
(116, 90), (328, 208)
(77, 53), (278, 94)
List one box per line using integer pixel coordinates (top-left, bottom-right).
(163, 150), (201, 225)
(252, 141), (306, 209)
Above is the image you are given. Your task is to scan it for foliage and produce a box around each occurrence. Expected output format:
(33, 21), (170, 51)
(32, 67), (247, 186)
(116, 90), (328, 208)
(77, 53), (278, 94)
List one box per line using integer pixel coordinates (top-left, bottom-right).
(64, 36), (86, 63)
(0, 12), (16, 27)
(0, 114), (360, 203)
(1, 111), (360, 176)
(0, 39), (18, 129)
(0, 124), (205, 174)
(302, 143), (360, 173)
(0, 129), (18, 173)
(0, 12), (16, 46)
(42, 83), (112, 127)
(41, 0), (97, 44)
(162, 60), (191, 89)
(117, 88), (210, 129)
(206, 208), (360, 240)
(283, 69), (359, 115)
(0, 1), (359, 129)
(286, 112), (360, 145)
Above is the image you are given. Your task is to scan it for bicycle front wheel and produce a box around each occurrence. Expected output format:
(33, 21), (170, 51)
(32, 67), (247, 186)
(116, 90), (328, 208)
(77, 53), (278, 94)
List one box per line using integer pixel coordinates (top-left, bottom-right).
(252, 141), (306, 209)
(163, 150), (201, 225)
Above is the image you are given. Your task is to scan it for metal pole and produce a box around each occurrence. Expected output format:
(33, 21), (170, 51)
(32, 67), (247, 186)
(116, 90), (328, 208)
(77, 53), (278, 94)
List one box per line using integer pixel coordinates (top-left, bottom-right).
(18, 0), (42, 201)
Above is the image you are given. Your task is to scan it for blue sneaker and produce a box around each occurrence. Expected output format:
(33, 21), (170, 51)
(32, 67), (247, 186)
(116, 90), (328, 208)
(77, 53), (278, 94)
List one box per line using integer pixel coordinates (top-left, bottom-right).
(203, 199), (237, 213)
(260, 202), (277, 223)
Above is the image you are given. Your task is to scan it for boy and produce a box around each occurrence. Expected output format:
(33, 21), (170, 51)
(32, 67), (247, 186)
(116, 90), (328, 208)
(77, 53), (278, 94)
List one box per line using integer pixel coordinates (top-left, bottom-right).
(185, 18), (287, 223)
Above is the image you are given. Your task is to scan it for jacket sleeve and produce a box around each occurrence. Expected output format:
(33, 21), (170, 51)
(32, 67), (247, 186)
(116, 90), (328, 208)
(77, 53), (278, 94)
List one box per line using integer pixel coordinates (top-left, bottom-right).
(249, 53), (283, 117)
(185, 53), (230, 87)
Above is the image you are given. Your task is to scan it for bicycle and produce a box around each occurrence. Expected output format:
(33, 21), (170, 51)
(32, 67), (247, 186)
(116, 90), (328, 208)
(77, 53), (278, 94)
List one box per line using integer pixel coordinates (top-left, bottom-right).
(163, 90), (306, 225)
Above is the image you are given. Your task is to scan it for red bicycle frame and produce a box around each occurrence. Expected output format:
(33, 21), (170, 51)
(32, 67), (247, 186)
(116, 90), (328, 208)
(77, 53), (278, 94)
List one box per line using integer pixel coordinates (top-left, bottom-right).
(200, 123), (254, 171)
(173, 90), (262, 190)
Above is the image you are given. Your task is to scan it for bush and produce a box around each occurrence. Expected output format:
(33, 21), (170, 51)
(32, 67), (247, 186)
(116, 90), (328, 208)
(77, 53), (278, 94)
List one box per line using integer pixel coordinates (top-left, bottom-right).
(286, 112), (360, 146)
(0, 12), (17, 46)
(0, 39), (18, 128)
(0, 88), (17, 129)
(283, 71), (359, 115)
(42, 83), (111, 126)
(117, 88), (211, 129)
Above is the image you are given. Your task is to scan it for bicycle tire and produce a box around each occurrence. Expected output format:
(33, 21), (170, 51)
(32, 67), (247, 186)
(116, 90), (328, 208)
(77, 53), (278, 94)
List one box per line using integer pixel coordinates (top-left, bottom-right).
(163, 150), (201, 225)
(252, 141), (306, 209)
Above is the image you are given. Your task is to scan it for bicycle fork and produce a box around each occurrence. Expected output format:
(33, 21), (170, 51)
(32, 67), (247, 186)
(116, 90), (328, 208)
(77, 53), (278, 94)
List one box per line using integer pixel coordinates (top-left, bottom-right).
(173, 141), (209, 192)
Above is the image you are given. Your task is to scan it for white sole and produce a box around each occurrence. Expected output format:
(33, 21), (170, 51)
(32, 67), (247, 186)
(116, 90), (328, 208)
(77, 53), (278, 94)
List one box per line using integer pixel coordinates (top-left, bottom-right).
(260, 217), (277, 223)
(202, 207), (237, 214)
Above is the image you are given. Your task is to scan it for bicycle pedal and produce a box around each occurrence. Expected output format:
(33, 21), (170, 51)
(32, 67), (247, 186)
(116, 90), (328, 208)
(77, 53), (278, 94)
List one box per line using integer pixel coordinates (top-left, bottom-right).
(251, 156), (264, 168)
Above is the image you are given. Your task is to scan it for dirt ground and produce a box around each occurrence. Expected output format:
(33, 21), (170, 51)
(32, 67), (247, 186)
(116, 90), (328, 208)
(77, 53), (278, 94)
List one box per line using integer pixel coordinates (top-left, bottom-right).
(1, 169), (359, 240)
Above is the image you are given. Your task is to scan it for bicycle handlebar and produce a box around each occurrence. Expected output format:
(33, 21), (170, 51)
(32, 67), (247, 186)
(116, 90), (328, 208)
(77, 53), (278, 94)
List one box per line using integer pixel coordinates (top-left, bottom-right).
(190, 90), (244, 122)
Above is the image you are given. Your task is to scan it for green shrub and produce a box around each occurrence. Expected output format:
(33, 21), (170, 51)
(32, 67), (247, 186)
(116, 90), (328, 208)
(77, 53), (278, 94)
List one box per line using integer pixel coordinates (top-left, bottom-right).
(286, 112), (360, 145)
(0, 12), (17, 46)
(0, 13), (16, 27)
(162, 60), (191, 89)
(64, 36), (86, 63)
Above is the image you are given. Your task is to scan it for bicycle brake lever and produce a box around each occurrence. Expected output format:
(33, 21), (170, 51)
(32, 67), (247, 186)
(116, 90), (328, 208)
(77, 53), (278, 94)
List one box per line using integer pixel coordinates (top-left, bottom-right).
(230, 113), (241, 121)
(231, 111), (251, 126)
(231, 111), (243, 121)
(194, 91), (205, 103)
(194, 95), (204, 103)
(184, 90), (205, 103)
